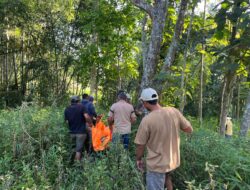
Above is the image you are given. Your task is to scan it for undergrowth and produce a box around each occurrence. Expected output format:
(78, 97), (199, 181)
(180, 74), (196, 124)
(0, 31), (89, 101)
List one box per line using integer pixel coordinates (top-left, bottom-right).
(0, 104), (249, 189)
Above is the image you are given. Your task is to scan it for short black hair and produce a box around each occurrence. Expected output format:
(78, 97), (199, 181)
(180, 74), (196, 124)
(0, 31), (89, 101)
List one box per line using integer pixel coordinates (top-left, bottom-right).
(117, 90), (125, 95)
(82, 93), (89, 99)
(146, 99), (158, 105)
(118, 92), (127, 100)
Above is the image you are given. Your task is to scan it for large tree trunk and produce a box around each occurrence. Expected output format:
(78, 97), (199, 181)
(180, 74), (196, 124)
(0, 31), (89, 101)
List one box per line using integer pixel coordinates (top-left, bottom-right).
(5, 22), (9, 106)
(131, 0), (168, 89)
(240, 90), (250, 137)
(179, 6), (195, 113)
(89, 0), (99, 98)
(162, 0), (188, 71)
(90, 64), (97, 95)
(21, 32), (26, 97)
(219, 1), (240, 135)
(13, 52), (18, 90)
(1, 55), (3, 86)
(152, 0), (188, 93)
(236, 78), (241, 121)
(219, 73), (236, 135)
(141, 14), (148, 72)
(199, 43), (205, 127)
(116, 45), (122, 90)
(198, 0), (207, 127)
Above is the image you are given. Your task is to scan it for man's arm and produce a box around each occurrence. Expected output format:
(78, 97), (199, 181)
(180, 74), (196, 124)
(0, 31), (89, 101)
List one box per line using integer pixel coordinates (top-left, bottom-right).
(130, 109), (137, 124)
(130, 116), (136, 124)
(175, 108), (193, 133)
(84, 113), (93, 127)
(136, 144), (145, 172)
(108, 116), (114, 132)
(181, 126), (193, 133)
(89, 103), (97, 118)
(108, 106), (115, 131)
(108, 116), (114, 125)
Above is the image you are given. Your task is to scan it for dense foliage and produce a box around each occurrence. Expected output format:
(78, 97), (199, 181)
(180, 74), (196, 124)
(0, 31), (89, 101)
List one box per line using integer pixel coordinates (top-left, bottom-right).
(0, 0), (249, 188)
(0, 105), (249, 189)
(0, 0), (249, 119)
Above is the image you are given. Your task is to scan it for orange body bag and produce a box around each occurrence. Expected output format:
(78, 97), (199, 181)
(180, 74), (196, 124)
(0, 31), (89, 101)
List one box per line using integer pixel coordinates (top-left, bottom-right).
(92, 120), (112, 152)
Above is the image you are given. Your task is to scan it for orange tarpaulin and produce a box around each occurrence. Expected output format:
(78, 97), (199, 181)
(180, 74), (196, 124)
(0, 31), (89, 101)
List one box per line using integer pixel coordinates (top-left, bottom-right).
(92, 120), (112, 152)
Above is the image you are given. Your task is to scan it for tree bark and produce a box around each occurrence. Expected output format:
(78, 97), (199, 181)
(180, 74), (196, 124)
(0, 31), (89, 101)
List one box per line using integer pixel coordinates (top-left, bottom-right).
(198, 0), (207, 127)
(21, 32), (26, 96)
(13, 52), (18, 90)
(219, 1), (241, 135)
(89, 0), (99, 97)
(5, 22), (9, 106)
(236, 79), (240, 121)
(141, 14), (148, 81)
(152, 0), (188, 93)
(162, 0), (188, 71)
(219, 73), (236, 135)
(240, 90), (250, 137)
(49, 13), (59, 96)
(90, 64), (97, 95)
(131, 0), (168, 89)
(199, 43), (205, 127)
(179, 6), (195, 113)
(0, 35), (3, 86)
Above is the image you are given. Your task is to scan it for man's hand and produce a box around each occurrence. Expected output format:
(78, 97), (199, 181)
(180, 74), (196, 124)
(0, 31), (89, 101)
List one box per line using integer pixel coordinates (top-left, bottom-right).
(84, 113), (94, 127)
(130, 116), (136, 124)
(136, 144), (145, 172)
(136, 159), (144, 172)
(108, 116), (114, 126)
(87, 126), (92, 132)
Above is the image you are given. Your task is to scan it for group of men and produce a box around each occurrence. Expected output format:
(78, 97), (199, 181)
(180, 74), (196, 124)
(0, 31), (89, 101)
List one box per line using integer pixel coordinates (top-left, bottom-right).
(64, 88), (193, 190)
(64, 94), (97, 161)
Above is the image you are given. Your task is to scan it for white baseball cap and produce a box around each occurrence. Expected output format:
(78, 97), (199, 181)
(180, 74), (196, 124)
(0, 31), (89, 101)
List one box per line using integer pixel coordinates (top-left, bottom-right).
(139, 88), (158, 101)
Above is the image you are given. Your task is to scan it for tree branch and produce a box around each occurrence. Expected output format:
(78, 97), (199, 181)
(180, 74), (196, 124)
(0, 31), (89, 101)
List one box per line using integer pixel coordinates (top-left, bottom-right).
(131, 0), (153, 18)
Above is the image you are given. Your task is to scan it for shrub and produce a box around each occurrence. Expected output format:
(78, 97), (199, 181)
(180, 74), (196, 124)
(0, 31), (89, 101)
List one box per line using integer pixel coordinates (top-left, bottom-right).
(0, 105), (249, 189)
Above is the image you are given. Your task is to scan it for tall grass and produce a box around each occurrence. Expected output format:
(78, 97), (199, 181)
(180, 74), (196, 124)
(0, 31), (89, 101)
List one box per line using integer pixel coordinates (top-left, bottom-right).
(0, 104), (249, 189)
(0, 103), (144, 189)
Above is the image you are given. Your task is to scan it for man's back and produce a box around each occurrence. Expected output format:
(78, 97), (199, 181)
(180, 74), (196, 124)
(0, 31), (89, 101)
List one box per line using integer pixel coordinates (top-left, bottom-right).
(64, 103), (87, 134)
(135, 107), (191, 173)
(81, 99), (89, 107)
(109, 100), (135, 134)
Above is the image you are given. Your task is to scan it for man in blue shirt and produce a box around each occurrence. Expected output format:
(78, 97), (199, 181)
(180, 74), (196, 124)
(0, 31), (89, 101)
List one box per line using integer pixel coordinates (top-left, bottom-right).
(88, 96), (97, 124)
(81, 94), (97, 154)
(81, 93), (89, 107)
(64, 96), (93, 161)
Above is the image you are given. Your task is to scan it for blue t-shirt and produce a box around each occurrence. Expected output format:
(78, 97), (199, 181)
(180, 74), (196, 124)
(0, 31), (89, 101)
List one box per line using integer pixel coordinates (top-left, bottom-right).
(64, 103), (87, 134)
(81, 99), (97, 118)
(81, 99), (89, 107)
(87, 102), (97, 118)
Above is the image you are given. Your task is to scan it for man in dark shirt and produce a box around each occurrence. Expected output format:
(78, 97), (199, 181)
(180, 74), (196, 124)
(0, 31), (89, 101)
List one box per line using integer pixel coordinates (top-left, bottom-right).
(81, 94), (98, 154)
(81, 93), (89, 107)
(88, 96), (97, 124)
(64, 96), (93, 161)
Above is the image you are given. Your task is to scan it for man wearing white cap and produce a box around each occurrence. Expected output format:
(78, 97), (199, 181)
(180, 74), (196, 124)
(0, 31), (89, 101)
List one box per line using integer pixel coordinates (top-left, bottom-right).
(134, 88), (193, 190)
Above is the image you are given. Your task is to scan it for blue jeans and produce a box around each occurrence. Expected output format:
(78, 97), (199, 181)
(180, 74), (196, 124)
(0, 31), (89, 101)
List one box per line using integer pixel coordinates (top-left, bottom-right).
(112, 134), (130, 149)
(146, 171), (165, 190)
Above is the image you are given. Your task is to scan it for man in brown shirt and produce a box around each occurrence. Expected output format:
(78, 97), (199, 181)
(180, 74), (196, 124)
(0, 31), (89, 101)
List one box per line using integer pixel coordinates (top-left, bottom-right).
(134, 88), (193, 190)
(108, 91), (136, 149)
